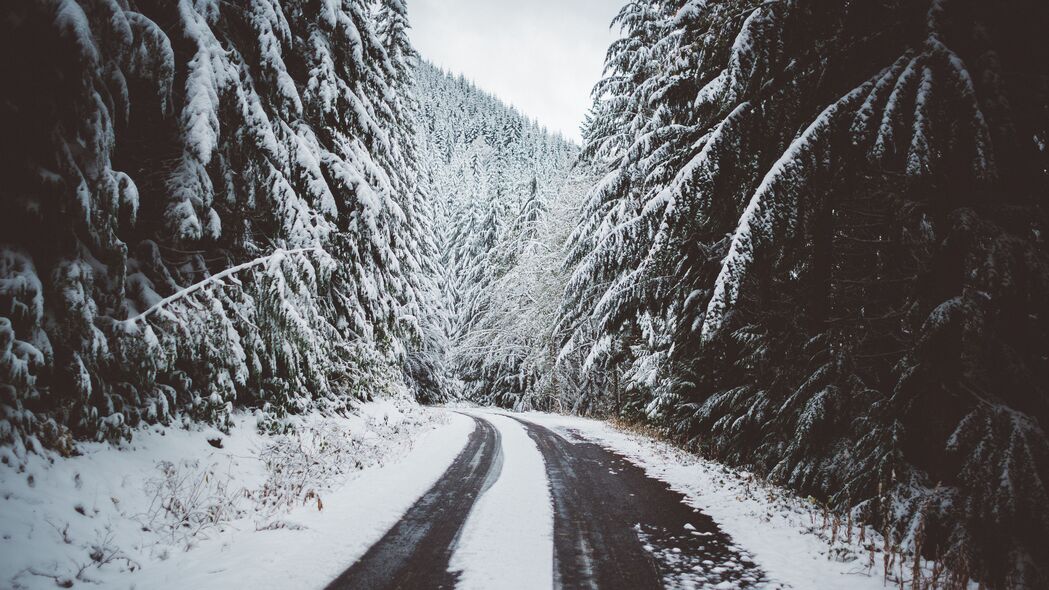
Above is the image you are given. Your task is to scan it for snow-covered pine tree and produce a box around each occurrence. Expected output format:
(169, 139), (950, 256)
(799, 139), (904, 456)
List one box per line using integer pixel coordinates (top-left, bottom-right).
(461, 172), (598, 411)
(0, 0), (439, 450)
(563, 0), (1049, 585)
(376, 0), (452, 403)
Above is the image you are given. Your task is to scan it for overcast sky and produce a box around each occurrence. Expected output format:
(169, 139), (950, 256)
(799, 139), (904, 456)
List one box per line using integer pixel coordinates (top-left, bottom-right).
(406, 0), (624, 143)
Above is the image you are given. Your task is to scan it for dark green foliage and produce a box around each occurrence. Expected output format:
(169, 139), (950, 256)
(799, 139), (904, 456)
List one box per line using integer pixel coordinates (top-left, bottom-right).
(0, 0), (440, 450)
(562, 0), (1049, 585)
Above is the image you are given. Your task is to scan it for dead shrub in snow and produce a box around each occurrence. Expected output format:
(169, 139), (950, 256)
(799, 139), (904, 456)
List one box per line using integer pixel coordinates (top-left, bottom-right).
(143, 459), (245, 547)
(82, 525), (139, 576)
(254, 421), (360, 516)
(139, 408), (440, 545)
(253, 411), (434, 517)
(23, 524), (139, 588)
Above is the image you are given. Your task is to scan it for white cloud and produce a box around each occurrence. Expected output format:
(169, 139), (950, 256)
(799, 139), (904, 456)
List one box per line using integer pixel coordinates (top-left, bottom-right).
(407, 0), (623, 142)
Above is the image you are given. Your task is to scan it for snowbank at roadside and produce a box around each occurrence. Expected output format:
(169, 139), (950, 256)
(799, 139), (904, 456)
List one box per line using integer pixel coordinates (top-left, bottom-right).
(0, 401), (471, 590)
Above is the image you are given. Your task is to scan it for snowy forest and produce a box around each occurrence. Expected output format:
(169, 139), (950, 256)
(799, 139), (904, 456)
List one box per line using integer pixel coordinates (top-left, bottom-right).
(1, 0), (1047, 588)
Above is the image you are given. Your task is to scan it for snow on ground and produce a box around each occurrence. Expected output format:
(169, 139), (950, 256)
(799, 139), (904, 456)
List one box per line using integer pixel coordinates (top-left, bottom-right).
(515, 411), (898, 590)
(449, 411), (553, 590)
(0, 399), (473, 590)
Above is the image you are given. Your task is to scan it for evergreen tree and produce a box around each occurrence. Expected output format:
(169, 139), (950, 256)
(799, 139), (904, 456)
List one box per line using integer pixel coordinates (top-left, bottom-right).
(562, 0), (1049, 585)
(412, 62), (578, 401)
(0, 0), (440, 449)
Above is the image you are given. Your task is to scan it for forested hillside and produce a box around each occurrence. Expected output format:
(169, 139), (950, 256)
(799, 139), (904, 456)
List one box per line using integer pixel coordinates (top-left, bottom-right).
(412, 63), (583, 407)
(555, 0), (1049, 586)
(0, 0), (442, 451)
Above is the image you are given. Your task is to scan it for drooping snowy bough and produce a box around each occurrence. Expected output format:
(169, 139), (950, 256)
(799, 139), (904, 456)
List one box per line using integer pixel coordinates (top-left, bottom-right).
(560, 0), (1049, 586)
(0, 0), (446, 453)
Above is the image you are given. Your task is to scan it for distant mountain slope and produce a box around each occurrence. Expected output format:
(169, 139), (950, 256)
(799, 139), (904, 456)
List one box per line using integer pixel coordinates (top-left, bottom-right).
(412, 62), (583, 404)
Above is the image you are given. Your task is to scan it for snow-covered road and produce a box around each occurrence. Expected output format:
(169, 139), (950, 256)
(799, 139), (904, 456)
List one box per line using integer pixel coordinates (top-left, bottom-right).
(324, 409), (907, 590)
(328, 410), (767, 590)
(2, 405), (905, 589)
(509, 414), (766, 589)
(327, 414), (504, 589)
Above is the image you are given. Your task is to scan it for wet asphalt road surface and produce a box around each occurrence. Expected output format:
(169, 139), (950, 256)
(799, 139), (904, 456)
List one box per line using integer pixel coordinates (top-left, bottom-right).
(328, 412), (766, 589)
(325, 414), (502, 590)
(509, 416), (767, 589)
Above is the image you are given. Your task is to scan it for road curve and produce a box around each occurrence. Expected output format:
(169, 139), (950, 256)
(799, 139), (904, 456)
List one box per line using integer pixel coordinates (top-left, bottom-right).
(509, 415), (766, 589)
(325, 414), (502, 590)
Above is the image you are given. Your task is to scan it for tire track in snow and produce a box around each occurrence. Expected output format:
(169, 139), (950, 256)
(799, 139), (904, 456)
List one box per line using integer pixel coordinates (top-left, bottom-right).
(326, 414), (501, 590)
(448, 413), (554, 589)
